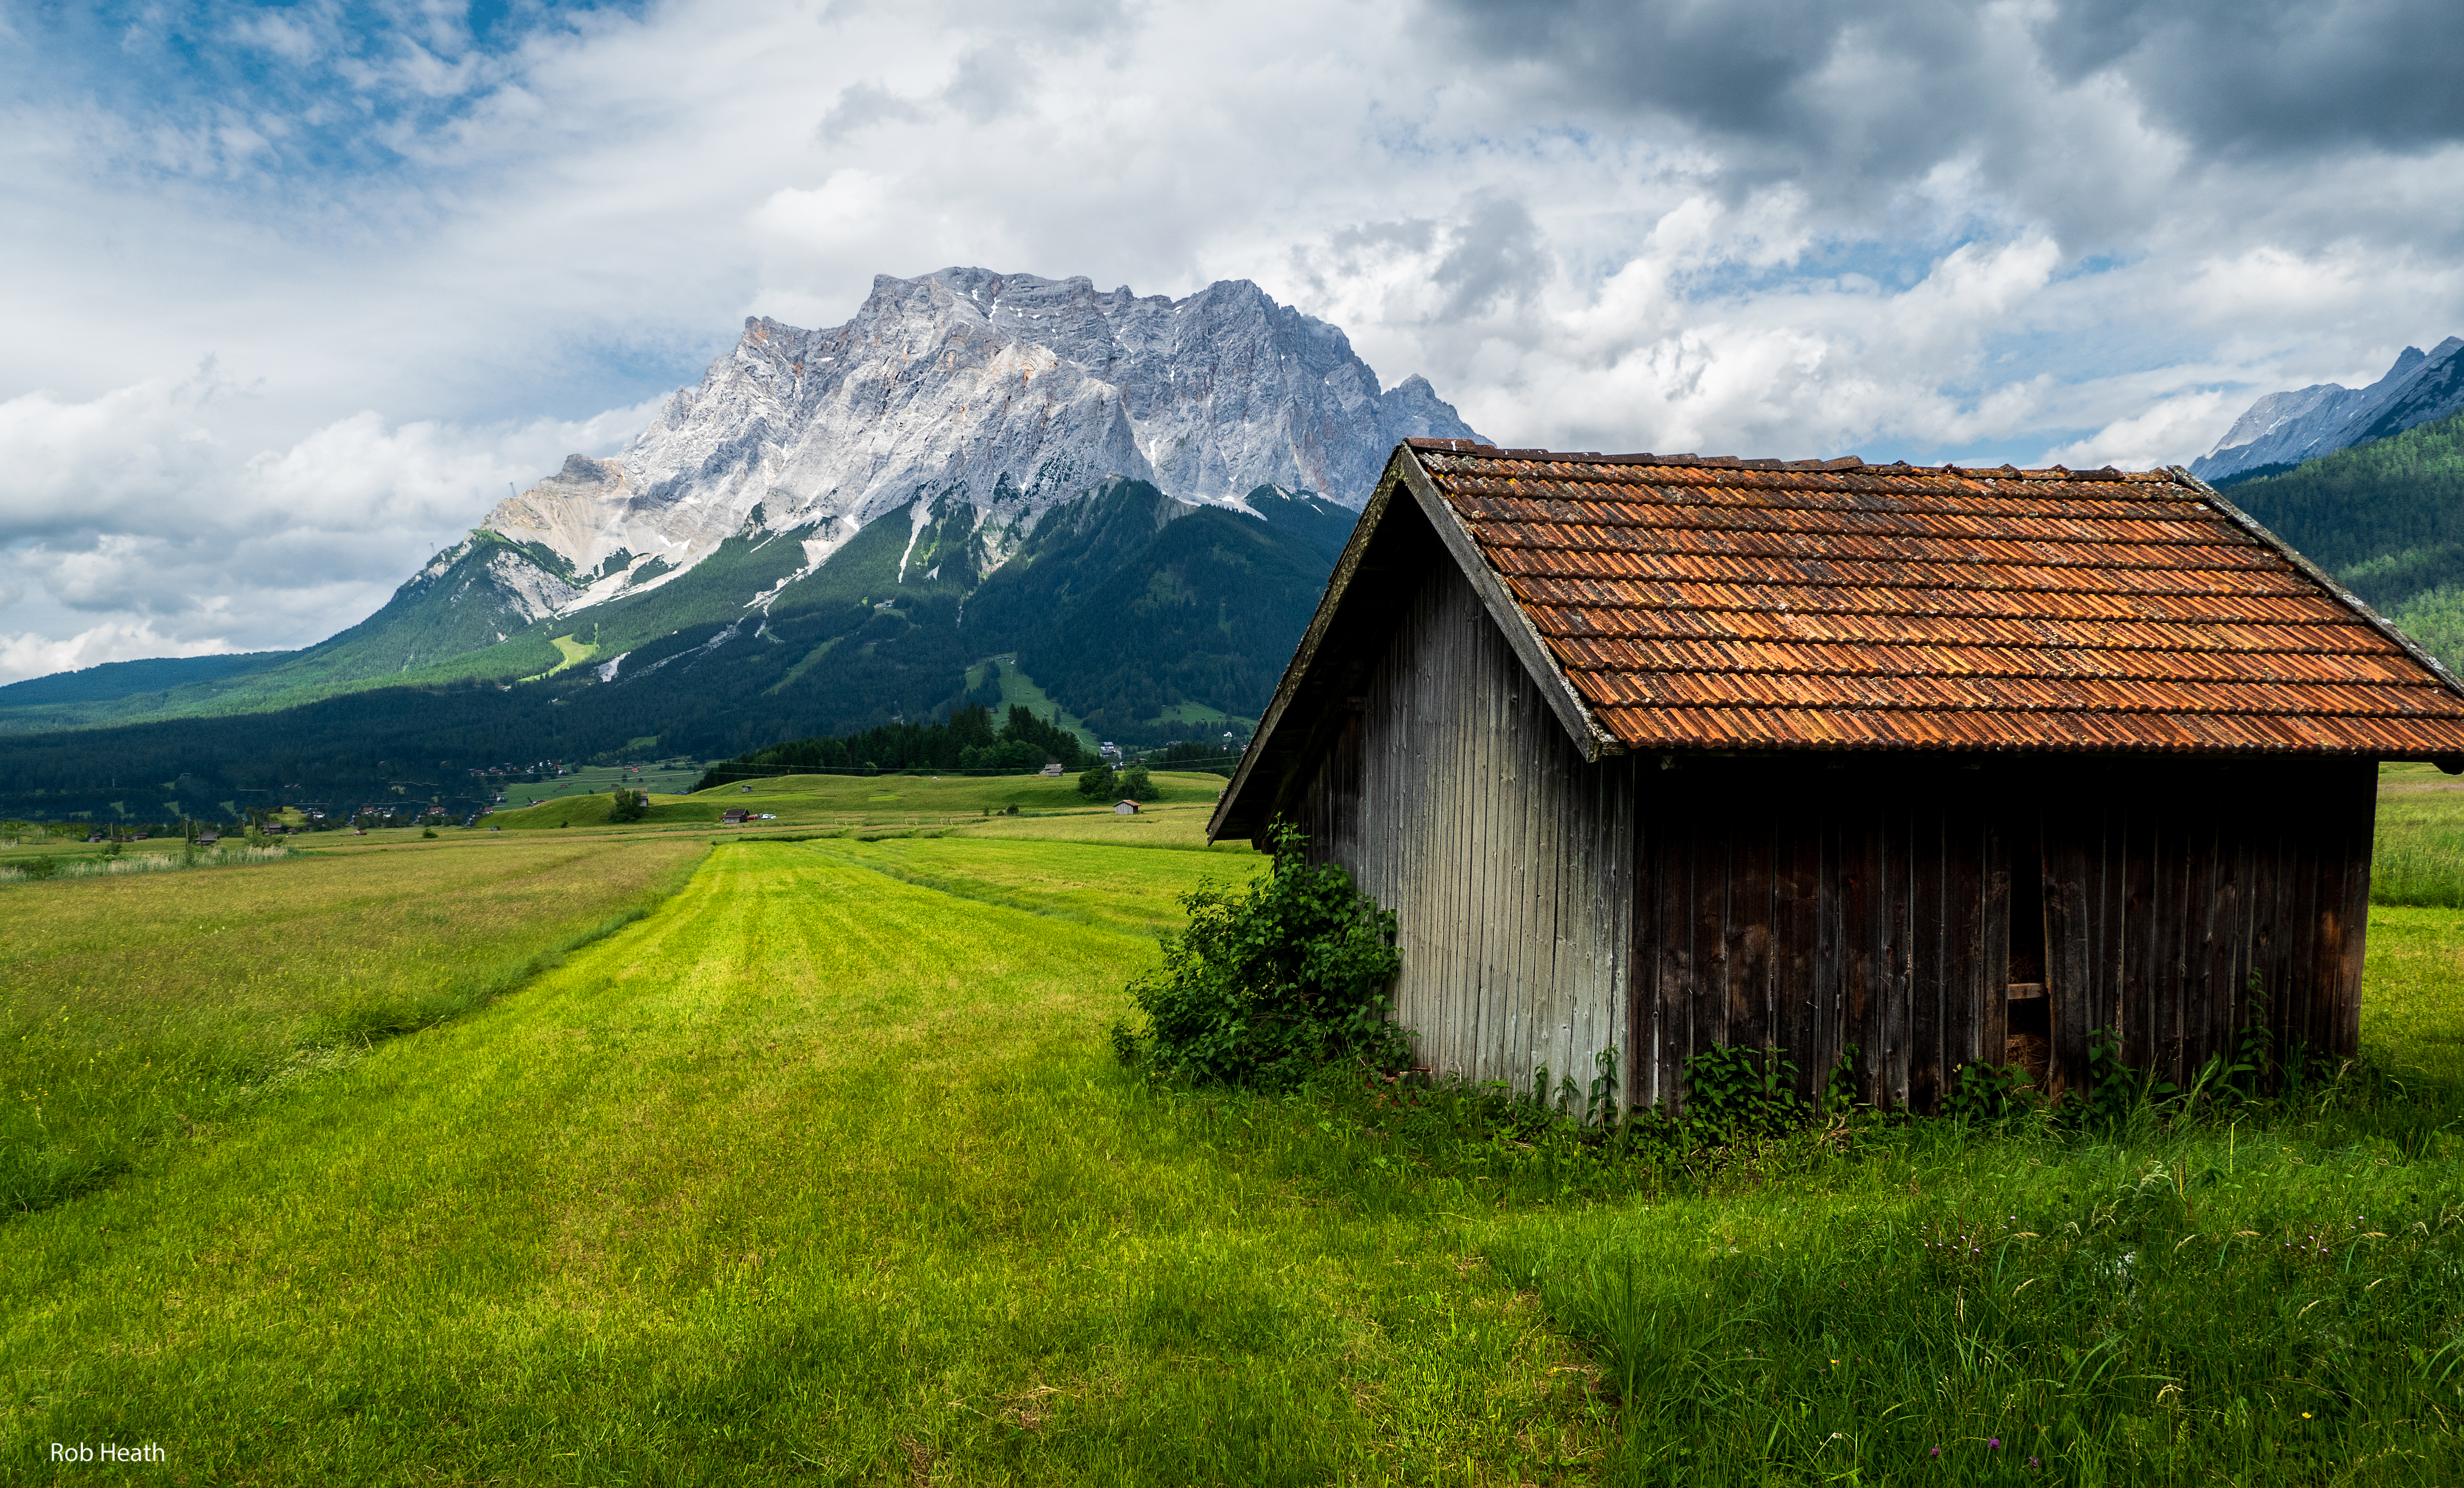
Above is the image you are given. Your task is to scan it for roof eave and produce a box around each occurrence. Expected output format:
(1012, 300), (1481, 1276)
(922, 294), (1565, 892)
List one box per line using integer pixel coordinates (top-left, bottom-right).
(1205, 448), (1417, 843)
(2173, 464), (2464, 710)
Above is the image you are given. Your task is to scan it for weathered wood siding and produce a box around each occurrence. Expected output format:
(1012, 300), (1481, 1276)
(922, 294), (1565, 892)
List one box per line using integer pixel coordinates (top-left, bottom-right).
(1633, 759), (2376, 1111)
(1289, 561), (1638, 1102)
(1631, 766), (2010, 1111)
(2034, 758), (2374, 1098)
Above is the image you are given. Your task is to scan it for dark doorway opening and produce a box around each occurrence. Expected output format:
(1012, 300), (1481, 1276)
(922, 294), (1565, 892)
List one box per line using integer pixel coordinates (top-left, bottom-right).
(2006, 829), (2052, 1090)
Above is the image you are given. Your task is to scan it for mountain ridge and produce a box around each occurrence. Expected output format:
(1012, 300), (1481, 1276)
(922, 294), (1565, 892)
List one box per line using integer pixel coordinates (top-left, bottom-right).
(2194, 336), (2464, 484)
(474, 267), (1477, 617)
(2216, 404), (2464, 678)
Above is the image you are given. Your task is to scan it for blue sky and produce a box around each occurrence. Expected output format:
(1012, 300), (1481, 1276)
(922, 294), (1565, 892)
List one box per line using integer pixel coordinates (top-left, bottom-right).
(4, 0), (2463, 678)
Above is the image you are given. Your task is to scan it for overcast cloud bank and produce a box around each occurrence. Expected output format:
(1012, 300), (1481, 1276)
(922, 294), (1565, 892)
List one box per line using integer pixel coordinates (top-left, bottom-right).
(2, 0), (2460, 681)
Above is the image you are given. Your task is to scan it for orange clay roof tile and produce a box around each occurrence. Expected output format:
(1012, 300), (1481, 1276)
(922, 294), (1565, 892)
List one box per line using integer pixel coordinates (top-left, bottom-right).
(1404, 442), (2464, 756)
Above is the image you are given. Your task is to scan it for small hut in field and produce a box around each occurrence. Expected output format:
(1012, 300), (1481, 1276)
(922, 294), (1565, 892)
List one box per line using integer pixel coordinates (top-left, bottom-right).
(1208, 439), (2464, 1111)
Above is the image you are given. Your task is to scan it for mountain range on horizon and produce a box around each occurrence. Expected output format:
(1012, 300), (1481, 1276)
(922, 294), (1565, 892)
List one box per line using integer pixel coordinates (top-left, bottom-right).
(2194, 336), (2464, 486)
(0, 269), (1479, 720)
(0, 269), (1483, 821)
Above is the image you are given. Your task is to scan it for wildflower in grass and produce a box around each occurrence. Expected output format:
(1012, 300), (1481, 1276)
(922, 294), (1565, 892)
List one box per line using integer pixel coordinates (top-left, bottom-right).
(1930, 1447), (1941, 1458)
(2029, 1458), (2041, 1469)
(1988, 1438), (2001, 1449)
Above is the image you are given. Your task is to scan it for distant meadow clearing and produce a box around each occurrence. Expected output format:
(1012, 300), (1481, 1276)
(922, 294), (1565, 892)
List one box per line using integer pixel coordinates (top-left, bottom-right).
(483, 765), (1234, 832)
(0, 769), (2458, 1483)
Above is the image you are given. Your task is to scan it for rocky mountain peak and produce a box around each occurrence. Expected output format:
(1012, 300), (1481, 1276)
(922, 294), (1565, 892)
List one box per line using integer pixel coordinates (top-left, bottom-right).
(476, 267), (1481, 611)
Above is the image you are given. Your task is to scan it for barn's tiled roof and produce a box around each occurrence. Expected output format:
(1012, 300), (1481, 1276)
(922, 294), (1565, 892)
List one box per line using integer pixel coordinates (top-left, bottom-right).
(1406, 439), (2464, 755)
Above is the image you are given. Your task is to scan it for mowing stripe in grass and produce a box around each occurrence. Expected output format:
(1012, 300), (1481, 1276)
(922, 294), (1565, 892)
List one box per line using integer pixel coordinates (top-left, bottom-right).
(794, 834), (1255, 940)
(2, 835), (711, 1219)
(2, 841), (1603, 1485)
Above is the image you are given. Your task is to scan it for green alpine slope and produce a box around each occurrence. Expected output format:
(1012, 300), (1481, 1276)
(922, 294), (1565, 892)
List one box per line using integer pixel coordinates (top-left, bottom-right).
(2222, 406), (2464, 671)
(0, 484), (1356, 821)
(0, 532), (579, 733)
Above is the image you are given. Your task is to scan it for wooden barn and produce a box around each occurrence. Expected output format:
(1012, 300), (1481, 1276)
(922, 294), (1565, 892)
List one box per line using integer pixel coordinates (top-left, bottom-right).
(1208, 440), (2464, 1111)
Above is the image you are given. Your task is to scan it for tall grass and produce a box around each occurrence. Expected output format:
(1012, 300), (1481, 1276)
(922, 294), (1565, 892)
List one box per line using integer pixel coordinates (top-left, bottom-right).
(0, 840), (292, 884)
(1481, 1113), (2462, 1483)
(2372, 810), (2464, 906)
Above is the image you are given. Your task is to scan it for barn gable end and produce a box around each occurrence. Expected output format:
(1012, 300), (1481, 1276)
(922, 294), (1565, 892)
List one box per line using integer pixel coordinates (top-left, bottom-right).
(1282, 556), (1638, 1100)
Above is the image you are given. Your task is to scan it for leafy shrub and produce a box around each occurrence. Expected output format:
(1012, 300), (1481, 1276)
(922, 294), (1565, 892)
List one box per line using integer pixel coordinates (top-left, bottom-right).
(18, 854), (61, 882)
(609, 787), (649, 823)
(1941, 1058), (2033, 1126)
(1117, 821), (1406, 1086)
(1677, 1044), (1806, 1137)
(1077, 763), (1117, 798)
(1118, 764), (1157, 801)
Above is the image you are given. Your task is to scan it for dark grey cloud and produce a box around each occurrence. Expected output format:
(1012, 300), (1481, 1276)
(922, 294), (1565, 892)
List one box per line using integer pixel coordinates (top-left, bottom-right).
(1428, 0), (2464, 185)
(2033, 0), (2464, 157)
(1433, 0), (1891, 136)
(1427, 0), (1988, 174)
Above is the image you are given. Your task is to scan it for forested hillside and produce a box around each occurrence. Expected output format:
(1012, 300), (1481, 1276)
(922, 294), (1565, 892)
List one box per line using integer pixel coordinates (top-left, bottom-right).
(696, 704), (1095, 787)
(2222, 407), (2464, 670)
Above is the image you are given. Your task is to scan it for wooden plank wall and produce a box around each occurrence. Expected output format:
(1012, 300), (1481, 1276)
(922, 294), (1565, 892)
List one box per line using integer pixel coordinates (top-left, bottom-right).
(2037, 758), (2374, 1095)
(1635, 758), (2376, 1113)
(1287, 561), (1638, 1105)
(1630, 765), (2010, 1111)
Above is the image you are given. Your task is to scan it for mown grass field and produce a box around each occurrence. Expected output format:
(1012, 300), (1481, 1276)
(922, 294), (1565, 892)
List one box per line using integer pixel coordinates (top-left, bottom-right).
(0, 832), (708, 1216)
(0, 772), (2458, 1483)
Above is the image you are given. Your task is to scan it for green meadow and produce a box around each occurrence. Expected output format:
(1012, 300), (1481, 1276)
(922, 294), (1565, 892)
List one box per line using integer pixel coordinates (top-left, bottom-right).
(485, 768), (1230, 832)
(0, 772), (2458, 1483)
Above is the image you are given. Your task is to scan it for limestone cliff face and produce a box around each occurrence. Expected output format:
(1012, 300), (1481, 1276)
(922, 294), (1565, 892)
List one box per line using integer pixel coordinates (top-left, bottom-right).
(478, 268), (1481, 598)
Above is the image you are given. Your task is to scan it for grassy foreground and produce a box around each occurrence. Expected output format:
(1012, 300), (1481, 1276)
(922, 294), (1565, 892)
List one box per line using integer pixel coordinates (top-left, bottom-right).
(0, 791), (2459, 1482)
(5, 838), (1615, 1484)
